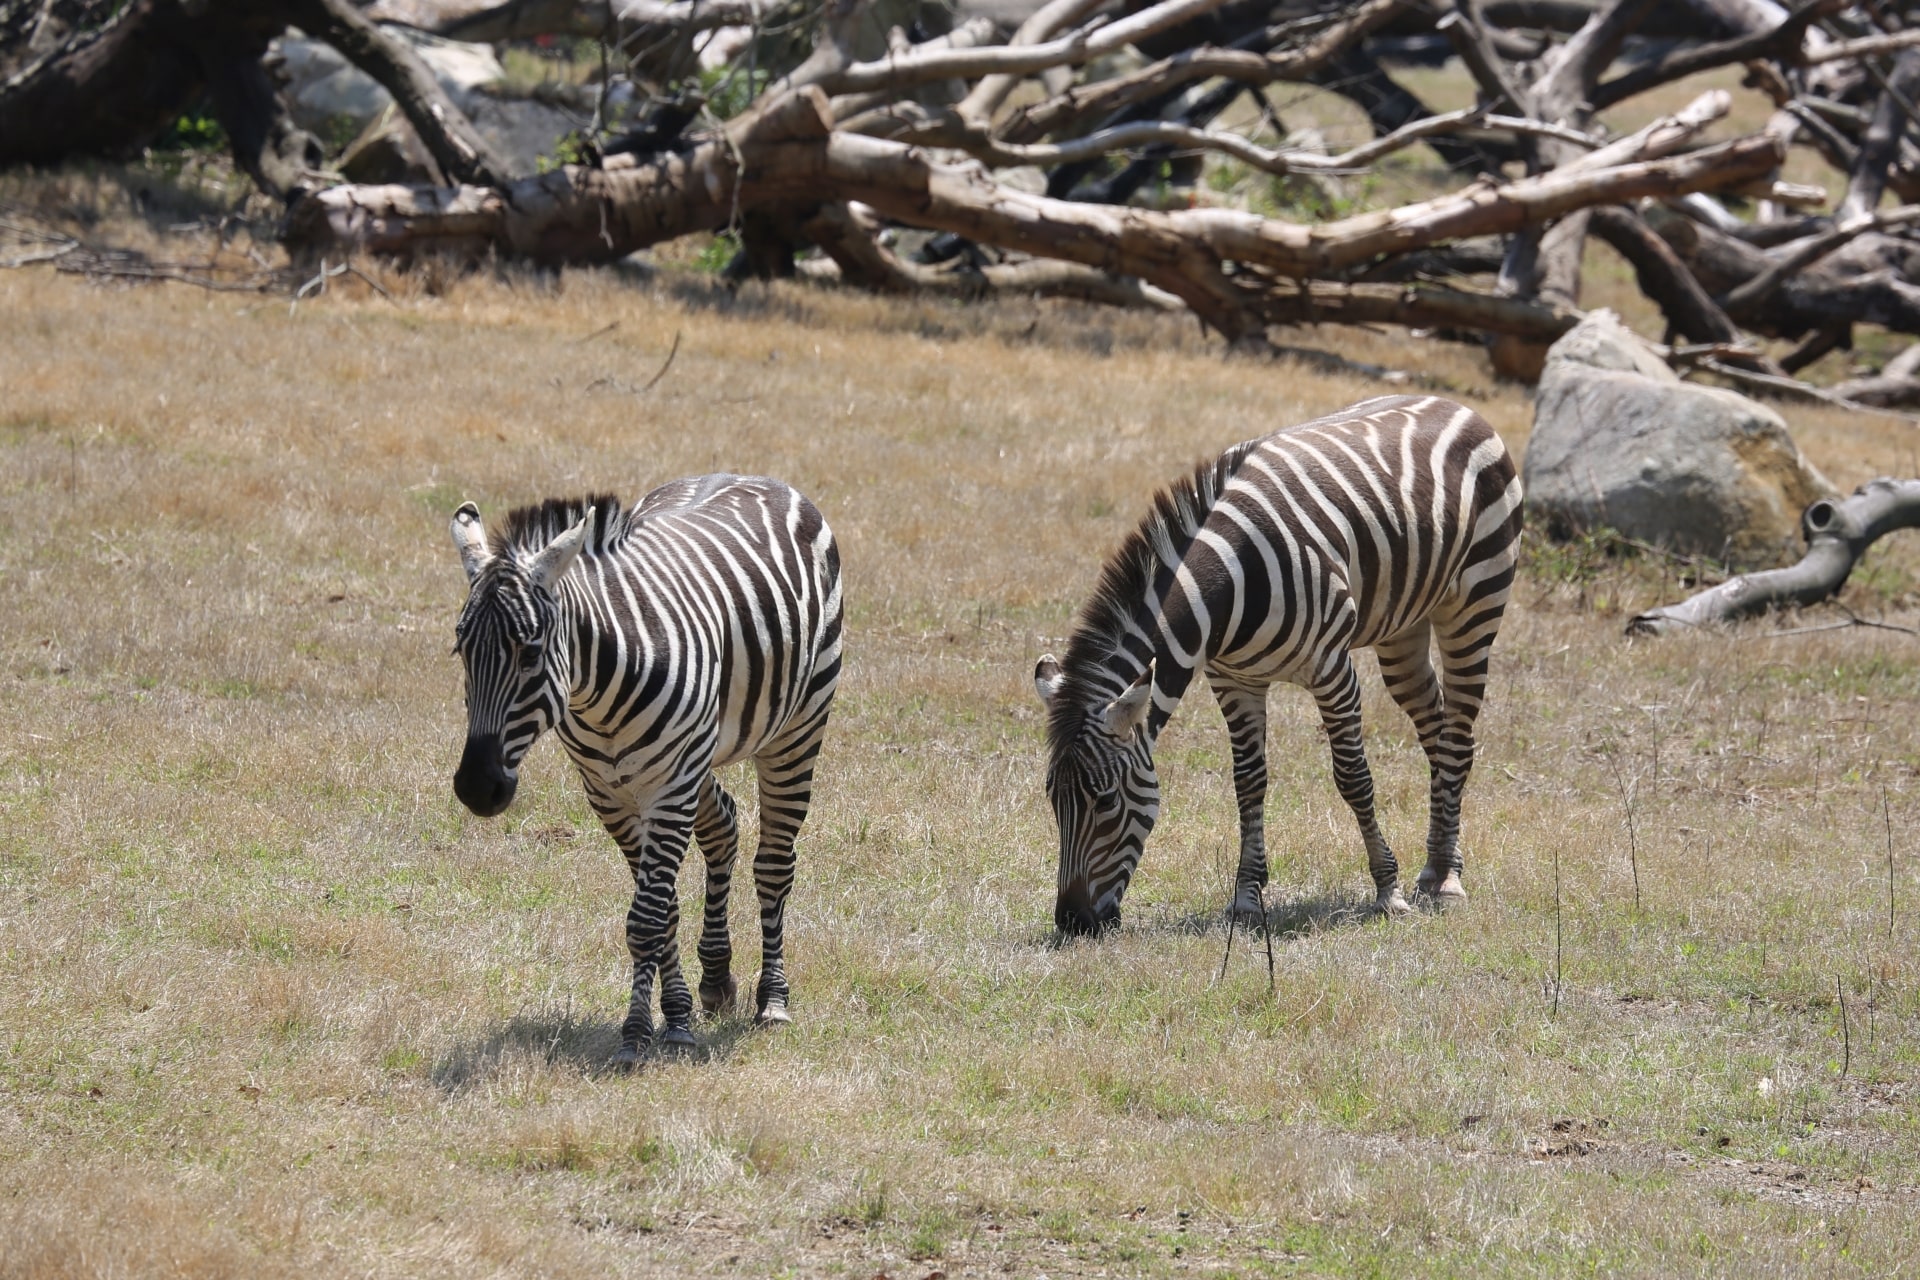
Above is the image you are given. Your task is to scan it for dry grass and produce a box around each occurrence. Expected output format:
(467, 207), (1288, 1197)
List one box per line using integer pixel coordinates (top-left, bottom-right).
(4, 167), (1920, 1277)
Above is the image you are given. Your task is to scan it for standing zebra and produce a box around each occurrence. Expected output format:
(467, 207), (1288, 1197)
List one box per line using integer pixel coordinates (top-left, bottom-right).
(449, 475), (842, 1063)
(1035, 395), (1522, 934)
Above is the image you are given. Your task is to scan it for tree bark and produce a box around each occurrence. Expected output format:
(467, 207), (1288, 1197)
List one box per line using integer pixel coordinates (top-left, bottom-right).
(1627, 479), (1920, 635)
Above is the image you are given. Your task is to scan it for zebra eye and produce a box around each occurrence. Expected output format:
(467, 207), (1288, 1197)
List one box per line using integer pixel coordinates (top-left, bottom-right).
(517, 644), (544, 670)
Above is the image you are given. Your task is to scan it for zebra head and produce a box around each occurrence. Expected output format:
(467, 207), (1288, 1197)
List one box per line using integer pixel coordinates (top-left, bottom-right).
(1035, 654), (1161, 937)
(448, 501), (590, 817)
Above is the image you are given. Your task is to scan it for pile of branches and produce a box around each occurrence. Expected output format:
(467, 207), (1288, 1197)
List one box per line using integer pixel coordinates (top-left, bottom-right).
(6, 0), (1920, 389)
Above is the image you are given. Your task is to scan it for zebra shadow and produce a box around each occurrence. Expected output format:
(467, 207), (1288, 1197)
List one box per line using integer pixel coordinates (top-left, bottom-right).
(1061, 889), (1425, 949)
(430, 1006), (765, 1090)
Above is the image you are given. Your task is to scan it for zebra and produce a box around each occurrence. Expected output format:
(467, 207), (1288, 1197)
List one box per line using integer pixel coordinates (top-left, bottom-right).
(1033, 395), (1522, 935)
(449, 474), (842, 1063)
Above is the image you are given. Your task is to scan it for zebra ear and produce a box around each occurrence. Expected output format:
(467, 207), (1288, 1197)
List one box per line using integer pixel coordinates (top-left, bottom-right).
(1100, 661), (1155, 740)
(1034, 654), (1064, 704)
(450, 502), (491, 582)
(528, 507), (592, 593)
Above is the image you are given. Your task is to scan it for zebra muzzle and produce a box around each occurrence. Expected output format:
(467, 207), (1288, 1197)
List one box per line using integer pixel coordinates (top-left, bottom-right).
(1054, 888), (1119, 937)
(453, 734), (518, 817)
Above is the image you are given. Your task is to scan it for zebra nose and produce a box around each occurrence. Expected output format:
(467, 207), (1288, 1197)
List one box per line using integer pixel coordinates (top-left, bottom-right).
(454, 734), (517, 817)
(1055, 889), (1114, 937)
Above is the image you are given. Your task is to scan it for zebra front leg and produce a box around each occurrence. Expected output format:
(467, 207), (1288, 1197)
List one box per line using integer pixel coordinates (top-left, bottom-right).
(694, 771), (741, 1015)
(1313, 657), (1410, 916)
(1210, 675), (1272, 920)
(613, 811), (697, 1064)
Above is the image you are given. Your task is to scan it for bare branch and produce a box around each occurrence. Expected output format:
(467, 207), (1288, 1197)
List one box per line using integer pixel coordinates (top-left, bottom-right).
(955, 0), (1107, 128)
(800, 0), (1237, 96)
(1589, 204), (1747, 346)
(1589, 0), (1835, 112)
(1563, 90), (1733, 173)
(1803, 26), (1920, 63)
(1721, 204), (1920, 314)
(290, 83), (1783, 351)
(999, 0), (1406, 145)
(1629, 480), (1920, 635)
(926, 107), (1603, 179)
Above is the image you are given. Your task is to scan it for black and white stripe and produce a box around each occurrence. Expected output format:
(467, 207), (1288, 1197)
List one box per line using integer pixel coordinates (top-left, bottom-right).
(450, 475), (842, 1060)
(1035, 395), (1522, 934)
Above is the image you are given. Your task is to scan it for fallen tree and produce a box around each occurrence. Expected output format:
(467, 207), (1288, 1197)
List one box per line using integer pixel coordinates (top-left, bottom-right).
(1627, 478), (1920, 635)
(6, 0), (1920, 381)
(285, 84), (1779, 344)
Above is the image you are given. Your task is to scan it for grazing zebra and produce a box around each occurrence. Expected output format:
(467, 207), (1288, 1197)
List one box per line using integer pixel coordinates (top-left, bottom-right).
(449, 475), (842, 1063)
(1034, 395), (1522, 934)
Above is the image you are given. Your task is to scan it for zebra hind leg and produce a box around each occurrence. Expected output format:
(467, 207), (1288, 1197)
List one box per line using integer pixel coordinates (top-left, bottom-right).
(1373, 623), (1462, 902)
(1417, 591), (1511, 902)
(1209, 675), (1272, 920)
(1312, 656), (1410, 916)
(749, 724), (828, 1026)
(694, 772), (741, 1015)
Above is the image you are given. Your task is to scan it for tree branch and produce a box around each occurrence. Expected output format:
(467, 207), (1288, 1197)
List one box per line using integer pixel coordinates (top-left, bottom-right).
(1589, 0), (1835, 112)
(999, 0), (1407, 145)
(954, 0), (1106, 128)
(1628, 479), (1920, 635)
(797, 0), (1237, 96)
(1720, 203), (1920, 313)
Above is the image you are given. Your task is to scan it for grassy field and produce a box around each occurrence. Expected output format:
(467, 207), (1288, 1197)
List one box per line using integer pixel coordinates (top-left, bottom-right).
(5, 165), (1920, 1274)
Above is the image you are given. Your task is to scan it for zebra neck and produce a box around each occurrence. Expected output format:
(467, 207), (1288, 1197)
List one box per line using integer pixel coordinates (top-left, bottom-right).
(1142, 599), (1205, 743)
(547, 579), (590, 703)
(1056, 437), (1257, 751)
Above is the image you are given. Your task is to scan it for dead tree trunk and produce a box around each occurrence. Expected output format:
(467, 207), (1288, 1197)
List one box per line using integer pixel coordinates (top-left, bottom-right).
(0, 0), (499, 193)
(286, 86), (1782, 346)
(0, 1), (240, 164)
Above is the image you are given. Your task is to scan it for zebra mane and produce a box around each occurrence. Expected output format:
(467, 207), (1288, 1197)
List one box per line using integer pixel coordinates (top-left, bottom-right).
(489, 494), (628, 560)
(1046, 439), (1259, 770)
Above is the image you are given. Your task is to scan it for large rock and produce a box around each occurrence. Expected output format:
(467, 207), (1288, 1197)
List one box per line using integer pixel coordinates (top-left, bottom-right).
(272, 28), (506, 137)
(1524, 310), (1837, 567)
(273, 28), (582, 180)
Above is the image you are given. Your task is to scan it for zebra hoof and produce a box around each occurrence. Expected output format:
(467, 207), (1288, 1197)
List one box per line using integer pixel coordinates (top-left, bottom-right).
(1373, 889), (1412, 917)
(1227, 885), (1265, 921)
(1416, 867), (1467, 902)
(659, 1026), (697, 1053)
(610, 1042), (644, 1071)
(700, 976), (738, 1016)
(755, 1003), (792, 1028)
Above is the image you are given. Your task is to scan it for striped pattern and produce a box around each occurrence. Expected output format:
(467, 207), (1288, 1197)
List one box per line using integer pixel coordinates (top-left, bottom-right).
(451, 475), (842, 1059)
(1037, 395), (1523, 933)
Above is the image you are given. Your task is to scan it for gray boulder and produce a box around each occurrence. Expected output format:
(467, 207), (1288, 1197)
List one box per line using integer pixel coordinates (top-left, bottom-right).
(1524, 310), (1836, 568)
(273, 29), (506, 136)
(274, 28), (582, 180)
